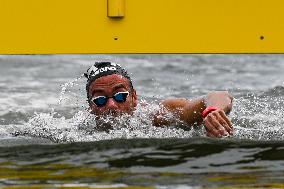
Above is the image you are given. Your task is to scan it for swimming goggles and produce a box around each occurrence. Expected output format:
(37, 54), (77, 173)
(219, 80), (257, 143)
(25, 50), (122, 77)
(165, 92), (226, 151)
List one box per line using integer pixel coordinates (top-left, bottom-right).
(90, 91), (130, 107)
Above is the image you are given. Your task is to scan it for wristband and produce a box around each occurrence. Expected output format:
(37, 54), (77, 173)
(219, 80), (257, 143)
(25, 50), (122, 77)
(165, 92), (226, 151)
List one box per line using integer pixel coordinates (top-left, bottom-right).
(202, 106), (218, 118)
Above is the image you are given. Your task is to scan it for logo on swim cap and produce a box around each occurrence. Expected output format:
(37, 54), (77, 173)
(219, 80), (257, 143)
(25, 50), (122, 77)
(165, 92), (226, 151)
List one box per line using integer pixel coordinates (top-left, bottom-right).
(92, 66), (117, 77)
(84, 62), (121, 80)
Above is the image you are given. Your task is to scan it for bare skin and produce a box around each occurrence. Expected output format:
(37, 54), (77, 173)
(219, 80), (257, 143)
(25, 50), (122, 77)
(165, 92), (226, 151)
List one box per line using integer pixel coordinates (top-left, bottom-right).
(154, 91), (233, 137)
(88, 74), (138, 116)
(89, 74), (233, 138)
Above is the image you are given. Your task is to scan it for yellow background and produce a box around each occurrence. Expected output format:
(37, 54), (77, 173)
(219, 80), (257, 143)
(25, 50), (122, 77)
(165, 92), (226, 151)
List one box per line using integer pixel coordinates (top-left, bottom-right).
(0, 0), (283, 53)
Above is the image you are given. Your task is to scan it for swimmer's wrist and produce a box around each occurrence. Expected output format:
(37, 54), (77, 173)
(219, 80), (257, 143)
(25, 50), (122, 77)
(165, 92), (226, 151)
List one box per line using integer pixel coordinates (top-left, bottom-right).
(202, 106), (219, 118)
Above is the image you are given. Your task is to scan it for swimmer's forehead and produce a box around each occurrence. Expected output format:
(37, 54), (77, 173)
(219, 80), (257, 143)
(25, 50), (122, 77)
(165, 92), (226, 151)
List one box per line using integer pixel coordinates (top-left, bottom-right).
(89, 74), (131, 94)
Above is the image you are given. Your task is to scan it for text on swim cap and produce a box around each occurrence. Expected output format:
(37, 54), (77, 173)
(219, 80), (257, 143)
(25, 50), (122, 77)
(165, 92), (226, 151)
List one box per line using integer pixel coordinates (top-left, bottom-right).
(92, 66), (117, 76)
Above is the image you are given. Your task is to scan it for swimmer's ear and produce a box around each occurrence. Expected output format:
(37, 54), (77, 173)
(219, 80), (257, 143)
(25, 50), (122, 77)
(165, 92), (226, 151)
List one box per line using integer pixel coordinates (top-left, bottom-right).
(131, 89), (138, 107)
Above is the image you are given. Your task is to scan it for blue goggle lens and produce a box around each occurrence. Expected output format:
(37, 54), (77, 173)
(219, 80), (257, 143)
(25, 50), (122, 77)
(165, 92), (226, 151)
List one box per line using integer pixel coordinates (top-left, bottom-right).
(91, 92), (129, 107)
(93, 96), (108, 107)
(113, 92), (129, 102)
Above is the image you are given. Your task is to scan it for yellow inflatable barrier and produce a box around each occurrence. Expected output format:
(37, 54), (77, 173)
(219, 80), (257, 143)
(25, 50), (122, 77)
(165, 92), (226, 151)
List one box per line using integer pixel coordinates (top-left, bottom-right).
(0, 0), (283, 54)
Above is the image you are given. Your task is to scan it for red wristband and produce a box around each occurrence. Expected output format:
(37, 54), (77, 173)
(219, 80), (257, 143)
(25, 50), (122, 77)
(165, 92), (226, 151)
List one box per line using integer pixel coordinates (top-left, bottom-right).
(202, 106), (218, 118)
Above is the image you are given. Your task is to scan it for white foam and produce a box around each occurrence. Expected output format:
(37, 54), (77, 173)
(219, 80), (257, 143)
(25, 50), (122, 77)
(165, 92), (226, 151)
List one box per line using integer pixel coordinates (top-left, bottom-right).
(7, 102), (198, 143)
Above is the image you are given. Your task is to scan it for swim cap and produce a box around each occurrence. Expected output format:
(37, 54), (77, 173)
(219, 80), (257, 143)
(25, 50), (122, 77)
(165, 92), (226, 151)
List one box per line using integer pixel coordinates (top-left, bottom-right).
(84, 62), (133, 101)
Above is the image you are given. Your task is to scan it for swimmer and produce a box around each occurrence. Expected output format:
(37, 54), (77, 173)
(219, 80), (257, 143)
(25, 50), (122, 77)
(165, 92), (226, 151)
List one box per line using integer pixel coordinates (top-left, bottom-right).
(84, 62), (233, 138)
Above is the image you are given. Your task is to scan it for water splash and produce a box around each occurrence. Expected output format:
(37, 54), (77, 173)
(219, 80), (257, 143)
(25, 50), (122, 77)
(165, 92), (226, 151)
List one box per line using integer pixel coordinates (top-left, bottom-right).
(10, 102), (199, 143)
(231, 87), (284, 140)
(58, 74), (85, 105)
(8, 86), (284, 142)
(3, 61), (284, 146)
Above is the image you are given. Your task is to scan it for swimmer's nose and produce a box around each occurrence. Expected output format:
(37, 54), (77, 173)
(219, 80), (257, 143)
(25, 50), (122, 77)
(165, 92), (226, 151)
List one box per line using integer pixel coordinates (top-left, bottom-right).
(106, 98), (119, 110)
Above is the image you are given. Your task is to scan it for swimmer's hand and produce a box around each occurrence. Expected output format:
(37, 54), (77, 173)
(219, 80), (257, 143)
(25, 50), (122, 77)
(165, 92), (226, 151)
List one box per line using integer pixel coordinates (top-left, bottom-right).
(152, 91), (233, 138)
(203, 109), (233, 138)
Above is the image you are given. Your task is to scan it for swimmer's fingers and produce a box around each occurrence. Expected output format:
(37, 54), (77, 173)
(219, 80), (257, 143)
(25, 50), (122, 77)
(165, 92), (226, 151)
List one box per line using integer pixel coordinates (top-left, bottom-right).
(219, 110), (233, 129)
(207, 112), (228, 136)
(211, 110), (233, 135)
(204, 116), (222, 138)
(205, 111), (231, 137)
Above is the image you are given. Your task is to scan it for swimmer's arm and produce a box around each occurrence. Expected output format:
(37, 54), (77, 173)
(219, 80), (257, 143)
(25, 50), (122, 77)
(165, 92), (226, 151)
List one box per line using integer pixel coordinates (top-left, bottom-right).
(153, 91), (233, 137)
(153, 98), (204, 126)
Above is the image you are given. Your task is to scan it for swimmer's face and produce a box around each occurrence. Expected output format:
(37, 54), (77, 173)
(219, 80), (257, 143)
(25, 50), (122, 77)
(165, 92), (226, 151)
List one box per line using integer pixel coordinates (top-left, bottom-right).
(88, 74), (138, 117)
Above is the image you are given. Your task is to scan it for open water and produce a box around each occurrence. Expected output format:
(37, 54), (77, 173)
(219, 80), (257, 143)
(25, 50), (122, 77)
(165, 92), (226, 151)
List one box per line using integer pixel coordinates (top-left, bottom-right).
(1, 55), (284, 188)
